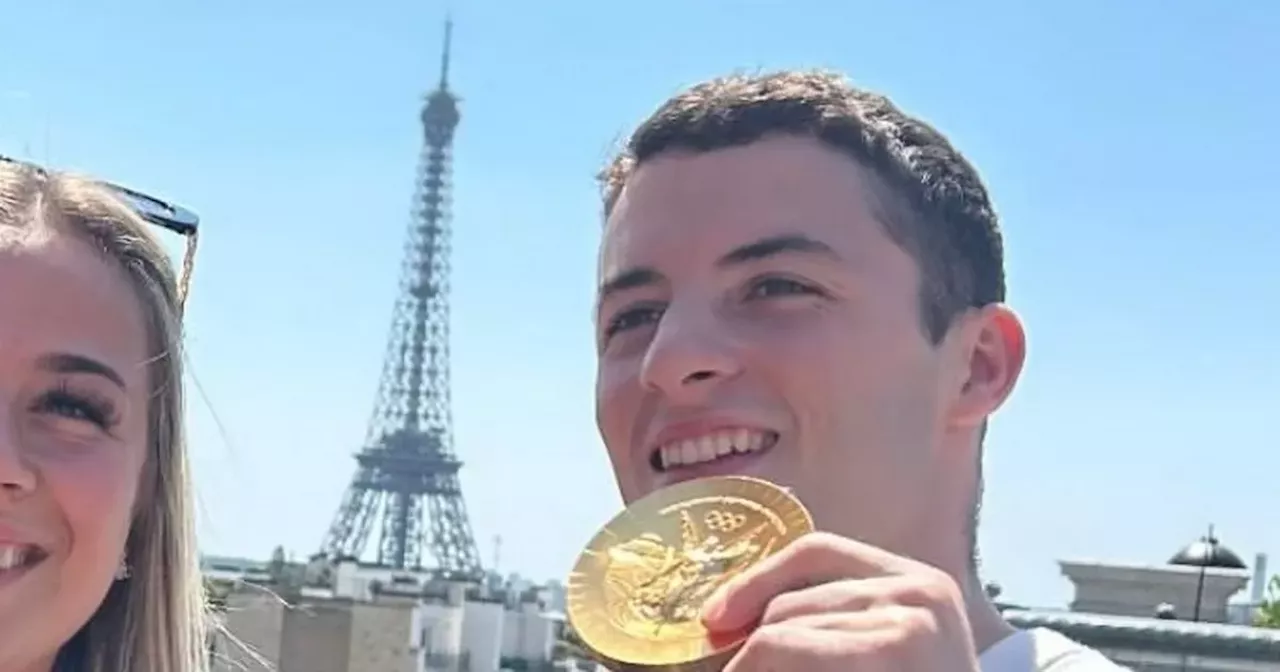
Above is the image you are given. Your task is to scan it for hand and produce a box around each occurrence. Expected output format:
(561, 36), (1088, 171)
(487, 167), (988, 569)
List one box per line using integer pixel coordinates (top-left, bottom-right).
(700, 531), (979, 672)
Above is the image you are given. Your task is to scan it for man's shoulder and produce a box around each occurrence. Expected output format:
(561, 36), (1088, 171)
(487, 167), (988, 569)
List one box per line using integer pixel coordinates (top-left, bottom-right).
(981, 627), (1131, 672)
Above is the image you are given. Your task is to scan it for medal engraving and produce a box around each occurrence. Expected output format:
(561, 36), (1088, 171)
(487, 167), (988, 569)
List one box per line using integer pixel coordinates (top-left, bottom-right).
(568, 476), (813, 671)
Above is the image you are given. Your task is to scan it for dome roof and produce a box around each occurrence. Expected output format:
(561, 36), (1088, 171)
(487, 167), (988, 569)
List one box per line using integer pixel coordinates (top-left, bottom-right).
(1168, 532), (1248, 569)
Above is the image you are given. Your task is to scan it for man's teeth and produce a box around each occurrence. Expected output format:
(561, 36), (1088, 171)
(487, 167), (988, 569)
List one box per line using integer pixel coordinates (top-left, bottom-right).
(659, 429), (772, 470)
(0, 545), (32, 571)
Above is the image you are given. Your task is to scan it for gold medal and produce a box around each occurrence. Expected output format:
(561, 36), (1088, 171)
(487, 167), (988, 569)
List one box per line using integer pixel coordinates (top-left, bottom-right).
(567, 476), (814, 671)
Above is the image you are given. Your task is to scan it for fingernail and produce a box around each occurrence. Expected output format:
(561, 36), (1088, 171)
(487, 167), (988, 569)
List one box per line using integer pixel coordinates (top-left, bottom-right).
(701, 598), (724, 624)
(702, 589), (728, 624)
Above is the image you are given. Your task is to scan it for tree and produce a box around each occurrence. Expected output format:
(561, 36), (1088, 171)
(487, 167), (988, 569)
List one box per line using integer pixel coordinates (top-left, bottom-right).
(268, 545), (286, 581)
(1256, 575), (1280, 629)
(555, 623), (593, 663)
(204, 577), (234, 612)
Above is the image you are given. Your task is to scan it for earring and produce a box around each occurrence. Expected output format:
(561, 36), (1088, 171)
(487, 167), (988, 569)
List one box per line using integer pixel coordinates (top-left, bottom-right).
(114, 560), (131, 581)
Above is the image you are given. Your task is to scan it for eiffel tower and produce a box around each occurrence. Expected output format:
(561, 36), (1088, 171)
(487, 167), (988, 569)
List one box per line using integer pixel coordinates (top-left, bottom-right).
(321, 19), (483, 581)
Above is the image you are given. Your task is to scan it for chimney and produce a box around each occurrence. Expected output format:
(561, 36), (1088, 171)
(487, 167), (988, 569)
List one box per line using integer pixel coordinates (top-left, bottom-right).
(1251, 553), (1268, 603)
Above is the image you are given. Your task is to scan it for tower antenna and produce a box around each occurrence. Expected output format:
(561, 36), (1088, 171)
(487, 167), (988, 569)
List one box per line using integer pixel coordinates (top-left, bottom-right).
(440, 15), (452, 90)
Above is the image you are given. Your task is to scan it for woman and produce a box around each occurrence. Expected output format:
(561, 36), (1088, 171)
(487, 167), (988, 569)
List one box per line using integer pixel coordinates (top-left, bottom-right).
(0, 158), (208, 672)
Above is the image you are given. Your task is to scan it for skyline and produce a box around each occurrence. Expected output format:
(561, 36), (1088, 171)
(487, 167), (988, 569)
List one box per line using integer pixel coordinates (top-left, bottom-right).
(3, 0), (1277, 610)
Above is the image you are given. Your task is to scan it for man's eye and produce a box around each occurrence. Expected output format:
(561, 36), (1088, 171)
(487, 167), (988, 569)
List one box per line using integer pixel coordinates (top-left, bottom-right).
(604, 305), (664, 338)
(746, 277), (820, 299)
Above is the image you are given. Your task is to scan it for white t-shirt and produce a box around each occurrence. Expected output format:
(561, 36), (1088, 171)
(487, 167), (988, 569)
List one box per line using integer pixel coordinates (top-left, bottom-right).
(979, 628), (1131, 671)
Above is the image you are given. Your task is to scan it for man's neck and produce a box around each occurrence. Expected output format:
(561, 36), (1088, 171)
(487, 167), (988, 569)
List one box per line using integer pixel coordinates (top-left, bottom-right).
(962, 575), (1018, 656)
(903, 517), (1014, 654)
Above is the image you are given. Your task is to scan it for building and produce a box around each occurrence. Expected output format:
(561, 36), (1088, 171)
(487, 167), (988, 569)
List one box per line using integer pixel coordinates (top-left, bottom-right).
(1004, 609), (1280, 672)
(207, 555), (561, 672)
(1001, 532), (1279, 672)
(1057, 558), (1249, 622)
(210, 590), (421, 672)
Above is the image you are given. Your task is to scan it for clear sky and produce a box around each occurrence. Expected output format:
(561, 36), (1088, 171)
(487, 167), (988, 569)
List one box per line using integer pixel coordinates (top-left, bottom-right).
(3, 0), (1277, 609)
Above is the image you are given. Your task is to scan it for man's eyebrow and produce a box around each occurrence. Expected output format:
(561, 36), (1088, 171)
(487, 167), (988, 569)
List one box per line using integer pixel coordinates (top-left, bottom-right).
(37, 352), (127, 389)
(596, 234), (839, 306)
(597, 267), (663, 305)
(717, 234), (842, 267)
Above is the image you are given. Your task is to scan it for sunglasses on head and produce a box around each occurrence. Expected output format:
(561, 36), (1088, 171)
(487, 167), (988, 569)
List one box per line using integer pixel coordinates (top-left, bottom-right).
(0, 153), (201, 312)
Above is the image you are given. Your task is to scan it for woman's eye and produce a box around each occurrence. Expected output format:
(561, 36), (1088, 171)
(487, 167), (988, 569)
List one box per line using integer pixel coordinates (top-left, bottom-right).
(604, 305), (664, 339)
(31, 389), (116, 432)
(746, 277), (820, 299)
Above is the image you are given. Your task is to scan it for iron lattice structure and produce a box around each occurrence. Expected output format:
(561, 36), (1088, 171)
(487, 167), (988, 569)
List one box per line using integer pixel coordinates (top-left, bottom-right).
(321, 20), (483, 581)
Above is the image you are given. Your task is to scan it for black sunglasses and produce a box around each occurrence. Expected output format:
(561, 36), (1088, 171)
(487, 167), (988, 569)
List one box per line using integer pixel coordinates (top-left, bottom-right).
(0, 153), (201, 310)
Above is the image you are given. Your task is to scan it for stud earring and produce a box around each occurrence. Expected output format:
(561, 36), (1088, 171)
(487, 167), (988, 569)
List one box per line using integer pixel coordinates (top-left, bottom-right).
(114, 560), (131, 581)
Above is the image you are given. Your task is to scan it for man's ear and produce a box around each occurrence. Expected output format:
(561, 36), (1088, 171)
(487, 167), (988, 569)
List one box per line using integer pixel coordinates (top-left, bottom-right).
(948, 304), (1026, 428)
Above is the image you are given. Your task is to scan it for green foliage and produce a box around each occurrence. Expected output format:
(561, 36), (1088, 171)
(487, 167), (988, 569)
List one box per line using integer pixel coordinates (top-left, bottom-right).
(555, 623), (593, 662)
(204, 576), (234, 612)
(1255, 575), (1280, 629)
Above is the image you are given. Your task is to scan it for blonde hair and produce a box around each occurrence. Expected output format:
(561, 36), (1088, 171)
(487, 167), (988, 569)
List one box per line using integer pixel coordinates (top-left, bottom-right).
(0, 161), (207, 672)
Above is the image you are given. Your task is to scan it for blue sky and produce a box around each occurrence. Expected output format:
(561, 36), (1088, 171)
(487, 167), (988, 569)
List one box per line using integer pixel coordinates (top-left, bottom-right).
(3, 0), (1276, 608)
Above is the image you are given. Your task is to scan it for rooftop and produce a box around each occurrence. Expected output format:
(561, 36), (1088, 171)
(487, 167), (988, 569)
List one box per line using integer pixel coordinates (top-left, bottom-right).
(1004, 608), (1280, 662)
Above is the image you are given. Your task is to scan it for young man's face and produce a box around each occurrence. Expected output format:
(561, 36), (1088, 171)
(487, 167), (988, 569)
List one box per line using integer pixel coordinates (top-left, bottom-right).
(594, 136), (1024, 568)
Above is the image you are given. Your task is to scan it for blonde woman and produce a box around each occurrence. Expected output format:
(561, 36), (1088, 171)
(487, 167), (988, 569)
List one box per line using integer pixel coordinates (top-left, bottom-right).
(0, 156), (207, 672)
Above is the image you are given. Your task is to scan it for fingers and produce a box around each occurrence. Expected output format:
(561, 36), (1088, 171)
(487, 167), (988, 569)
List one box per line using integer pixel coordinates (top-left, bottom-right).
(703, 532), (944, 632)
(721, 621), (849, 672)
(697, 532), (975, 671)
(758, 575), (941, 626)
(723, 608), (942, 672)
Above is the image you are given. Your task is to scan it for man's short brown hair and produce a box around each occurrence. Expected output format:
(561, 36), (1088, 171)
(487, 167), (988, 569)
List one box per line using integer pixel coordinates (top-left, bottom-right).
(600, 70), (1006, 344)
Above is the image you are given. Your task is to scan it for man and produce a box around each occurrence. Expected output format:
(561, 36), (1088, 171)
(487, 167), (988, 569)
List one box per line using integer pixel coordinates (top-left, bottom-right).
(592, 70), (1126, 671)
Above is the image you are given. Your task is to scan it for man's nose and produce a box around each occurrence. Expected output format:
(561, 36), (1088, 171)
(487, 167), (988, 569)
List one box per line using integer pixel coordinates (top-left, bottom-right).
(0, 413), (36, 497)
(639, 300), (742, 402)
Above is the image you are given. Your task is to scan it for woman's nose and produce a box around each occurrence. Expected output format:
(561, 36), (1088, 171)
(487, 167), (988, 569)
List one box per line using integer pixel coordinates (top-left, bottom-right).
(0, 414), (36, 497)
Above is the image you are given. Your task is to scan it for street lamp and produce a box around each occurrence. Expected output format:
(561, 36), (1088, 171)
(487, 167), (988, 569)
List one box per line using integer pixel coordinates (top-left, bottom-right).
(1168, 525), (1248, 622)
